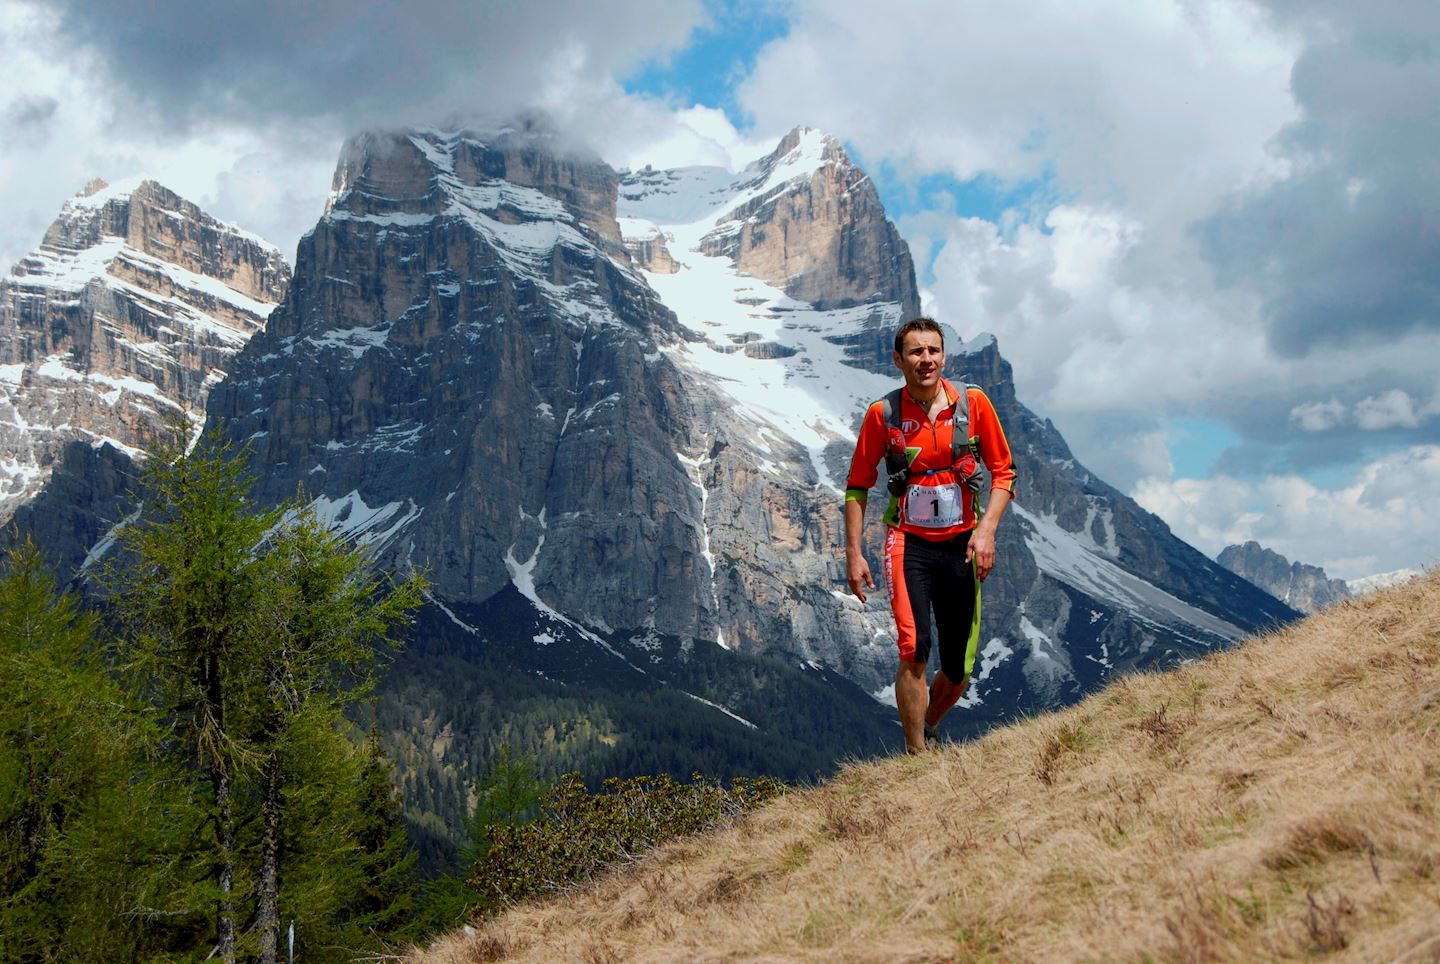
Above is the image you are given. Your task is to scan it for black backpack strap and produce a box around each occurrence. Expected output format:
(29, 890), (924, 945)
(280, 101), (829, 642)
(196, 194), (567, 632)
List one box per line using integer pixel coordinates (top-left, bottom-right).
(950, 383), (985, 493)
(881, 388), (909, 497)
(950, 384), (969, 463)
(885, 383), (986, 497)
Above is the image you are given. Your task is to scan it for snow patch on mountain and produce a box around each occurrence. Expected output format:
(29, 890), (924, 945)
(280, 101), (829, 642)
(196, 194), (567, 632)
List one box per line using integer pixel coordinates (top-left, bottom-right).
(1016, 504), (1243, 642)
(620, 128), (833, 229)
(1348, 568), (1423, 595)
(309, 490), (422, 549)
(619, 154), (903, 494)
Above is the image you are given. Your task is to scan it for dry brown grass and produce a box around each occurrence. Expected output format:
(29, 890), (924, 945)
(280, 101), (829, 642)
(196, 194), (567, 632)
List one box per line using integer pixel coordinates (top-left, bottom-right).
(411, 569), (1440, 963)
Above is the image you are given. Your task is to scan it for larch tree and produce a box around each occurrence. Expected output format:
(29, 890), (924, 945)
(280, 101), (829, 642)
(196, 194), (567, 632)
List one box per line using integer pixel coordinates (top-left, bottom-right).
(0, 541), (146, 959)
(245, 505), (423, 964)
(109, 430), (285, 963)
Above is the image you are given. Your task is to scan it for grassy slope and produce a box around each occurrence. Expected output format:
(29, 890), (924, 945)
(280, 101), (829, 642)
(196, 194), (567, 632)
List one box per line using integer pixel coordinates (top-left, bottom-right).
(414, 570), (1440, 963)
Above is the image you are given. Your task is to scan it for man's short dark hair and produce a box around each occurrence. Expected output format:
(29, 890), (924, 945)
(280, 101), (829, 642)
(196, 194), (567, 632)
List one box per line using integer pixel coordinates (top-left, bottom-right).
(894, 317), (945, 355)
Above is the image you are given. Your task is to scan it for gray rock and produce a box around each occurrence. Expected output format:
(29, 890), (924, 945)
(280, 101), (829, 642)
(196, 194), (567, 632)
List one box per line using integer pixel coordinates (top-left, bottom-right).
(1217, 541), (1352, 613)
(208, 128), (714, 640)
(0, 178), (289, 533)
(698, 129), (921, 317)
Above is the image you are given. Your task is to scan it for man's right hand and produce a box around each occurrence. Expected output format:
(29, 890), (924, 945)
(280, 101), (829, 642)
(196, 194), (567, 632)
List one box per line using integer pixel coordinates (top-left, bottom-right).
(847, 554), (876, 603)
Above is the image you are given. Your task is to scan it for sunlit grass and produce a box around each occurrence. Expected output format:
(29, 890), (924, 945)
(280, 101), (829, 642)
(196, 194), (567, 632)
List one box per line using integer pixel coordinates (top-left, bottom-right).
(414, 569), (1440, 962)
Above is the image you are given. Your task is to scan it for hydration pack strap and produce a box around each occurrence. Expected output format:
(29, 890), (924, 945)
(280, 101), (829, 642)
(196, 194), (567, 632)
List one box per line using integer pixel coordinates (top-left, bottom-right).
(881, 385), (984, 498)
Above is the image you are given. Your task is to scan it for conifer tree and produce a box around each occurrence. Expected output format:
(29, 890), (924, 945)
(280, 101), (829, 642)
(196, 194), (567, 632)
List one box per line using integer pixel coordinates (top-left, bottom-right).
(0, 541), (147, 959)
(246, 506), (423, 963)
(415, 743), (547, 929)
(110, 430), (284, 963)
(467, 743), (546, 866)
(110, 429), (426, 960)
(343, 726), (419, 942)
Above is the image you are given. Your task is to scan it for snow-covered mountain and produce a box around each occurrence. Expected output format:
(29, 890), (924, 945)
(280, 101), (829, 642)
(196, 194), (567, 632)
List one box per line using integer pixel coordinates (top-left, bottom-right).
(0, 177), (289, 534)
(8, 123), (1305, 850)
(186, 124), (1294, 725)
(1348, 568), (1423, 595)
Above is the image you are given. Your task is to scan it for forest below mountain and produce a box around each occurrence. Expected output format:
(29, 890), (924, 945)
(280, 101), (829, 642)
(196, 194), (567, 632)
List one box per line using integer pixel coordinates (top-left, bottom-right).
(375, 621), (898, 876)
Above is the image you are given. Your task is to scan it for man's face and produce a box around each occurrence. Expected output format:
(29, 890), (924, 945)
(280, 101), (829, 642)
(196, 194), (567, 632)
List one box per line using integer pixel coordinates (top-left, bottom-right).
(893, 329), (944, 394)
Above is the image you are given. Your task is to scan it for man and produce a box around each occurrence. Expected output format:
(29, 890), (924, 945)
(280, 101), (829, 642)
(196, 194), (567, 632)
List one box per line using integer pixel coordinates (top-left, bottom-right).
(844, 317), (1016, 753)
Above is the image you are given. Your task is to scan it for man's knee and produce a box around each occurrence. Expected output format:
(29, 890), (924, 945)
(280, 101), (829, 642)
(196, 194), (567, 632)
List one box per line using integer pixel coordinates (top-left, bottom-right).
(896, 658), (926, 681)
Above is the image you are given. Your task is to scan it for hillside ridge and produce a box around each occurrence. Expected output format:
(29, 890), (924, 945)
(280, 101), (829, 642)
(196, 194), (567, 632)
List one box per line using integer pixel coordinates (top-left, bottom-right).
(416, 567), (1440, 962)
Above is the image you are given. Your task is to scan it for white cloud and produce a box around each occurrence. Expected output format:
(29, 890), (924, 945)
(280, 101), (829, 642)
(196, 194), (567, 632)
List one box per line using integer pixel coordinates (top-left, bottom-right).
(737, 0), (1300, 231)
(0, 1), (337, 266)
(0, 0), (713, 270)
(1133, 444), (1440, 580)
(1422, 381), (1440, 418)
(1290, 399), (1346, 431)
(41, 0), (704, 135)
(1291, 389), (1431, 433)
(925, 204), (1276, 414)
(603, 104), (781, 173)
(1127, 429), (1176, 483)
(1354, 389), (1420, 430)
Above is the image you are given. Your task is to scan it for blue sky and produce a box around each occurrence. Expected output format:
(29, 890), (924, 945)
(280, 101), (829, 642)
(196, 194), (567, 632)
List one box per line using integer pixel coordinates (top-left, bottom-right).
(2, 0), (1437, 579)
(623, 1), (788, 126)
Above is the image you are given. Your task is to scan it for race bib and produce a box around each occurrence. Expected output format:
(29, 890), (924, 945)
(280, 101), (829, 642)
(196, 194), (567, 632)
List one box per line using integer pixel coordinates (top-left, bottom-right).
(904, 482), (964, 528)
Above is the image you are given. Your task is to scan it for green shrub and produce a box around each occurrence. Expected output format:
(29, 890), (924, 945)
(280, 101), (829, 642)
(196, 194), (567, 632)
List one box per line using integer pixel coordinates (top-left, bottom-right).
(471, 771), (785, 907)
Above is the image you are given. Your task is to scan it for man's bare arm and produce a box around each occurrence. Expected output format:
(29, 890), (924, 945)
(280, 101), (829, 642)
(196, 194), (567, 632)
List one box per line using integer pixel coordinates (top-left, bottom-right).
(965, 488), (1011, 581)
(844, 498), (876, 603)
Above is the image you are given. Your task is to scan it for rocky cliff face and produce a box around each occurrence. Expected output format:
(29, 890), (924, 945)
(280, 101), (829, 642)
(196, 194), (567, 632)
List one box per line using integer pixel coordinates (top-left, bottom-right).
(617, 217), (680, 274)
(40, 125), (1298, 730)
(0, 178), (289, 531)
(693, 129), (920, 316)
(206, 128), (720, 641)
(1217, 541), (1352, 614)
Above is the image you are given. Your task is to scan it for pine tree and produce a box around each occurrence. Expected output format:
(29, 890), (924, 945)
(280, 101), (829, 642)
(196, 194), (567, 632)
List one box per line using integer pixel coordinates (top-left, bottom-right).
(109, 429), (426, 960)
(414, 743), (547, 931)
(343, 726), (419, 943)
(0, 540), (149, 960)
(467, 743), (546, 865)
(245, 506), (423, 962)
(110, 430), (284, 962)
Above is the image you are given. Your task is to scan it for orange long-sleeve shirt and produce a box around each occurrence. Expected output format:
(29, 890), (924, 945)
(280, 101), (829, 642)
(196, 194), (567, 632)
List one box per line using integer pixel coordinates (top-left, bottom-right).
(845, 378), (1017, 540)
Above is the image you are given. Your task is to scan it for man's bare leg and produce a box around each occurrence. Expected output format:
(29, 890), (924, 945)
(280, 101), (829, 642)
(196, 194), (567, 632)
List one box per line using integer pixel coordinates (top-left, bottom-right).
(924, 671), (969, 732)
(896, 660), (929, 753)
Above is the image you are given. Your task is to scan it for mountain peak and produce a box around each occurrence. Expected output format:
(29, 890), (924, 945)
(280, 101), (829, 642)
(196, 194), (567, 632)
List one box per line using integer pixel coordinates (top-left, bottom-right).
(38, 177), (284, 270)
(327, 126), (625, 253)
(0, 179), (290, 530)
(1216, 540), (1350, 613)
(691, 126), (918, 315)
